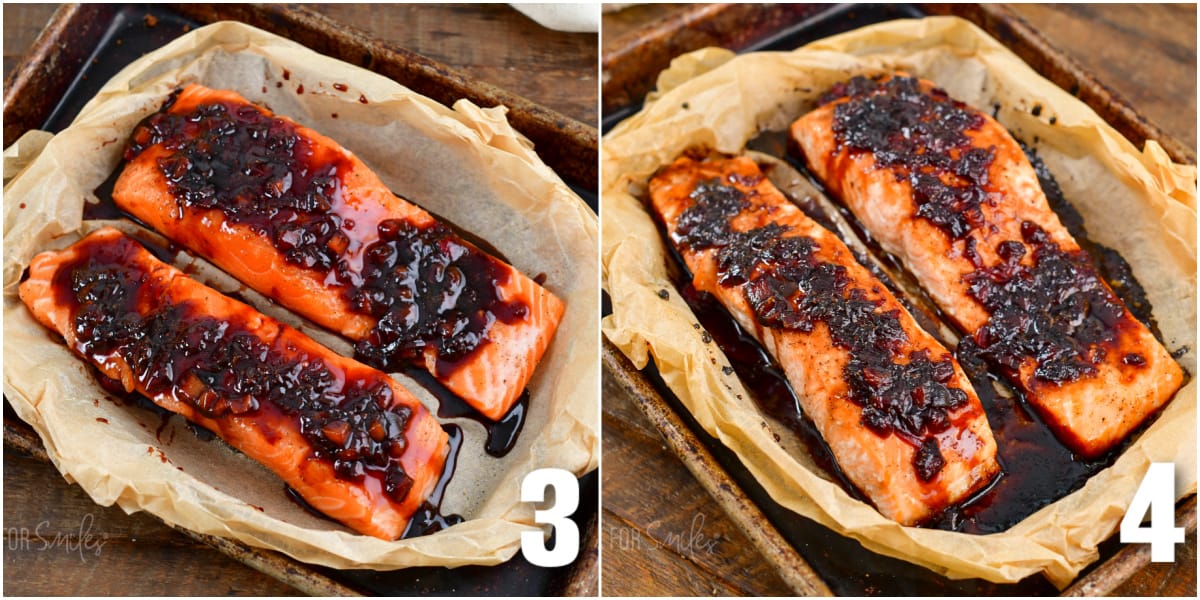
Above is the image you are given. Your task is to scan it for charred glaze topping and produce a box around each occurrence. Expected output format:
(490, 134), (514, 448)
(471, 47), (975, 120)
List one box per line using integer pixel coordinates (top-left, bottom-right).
(1026, 146), (1160, 337)
(58, 235), (416, 502)
(824, 75), (995, 239)
(821, 79), (1132, 385)
(124, 93), (528, 373)
(684, 174), (968, 480)
(674, 178), (748, 249)
(965, 221), (1125, 383)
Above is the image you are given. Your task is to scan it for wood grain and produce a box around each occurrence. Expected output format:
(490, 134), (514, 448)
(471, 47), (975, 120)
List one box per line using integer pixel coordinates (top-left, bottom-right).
(2, 4), (597, 596)
(601, 375), (793, 596)
(259, 3), (597, 127)
(3, 448), (302, 597)
(0, 3), (57, 78)
(600, 2), (1197, 596)
(1006, 3), (1196, 150)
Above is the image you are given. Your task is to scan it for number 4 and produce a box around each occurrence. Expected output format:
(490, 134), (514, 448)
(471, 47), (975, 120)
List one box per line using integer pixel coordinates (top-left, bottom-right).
(1120, 462), (1185, 562)
(520, 468), (580, 567)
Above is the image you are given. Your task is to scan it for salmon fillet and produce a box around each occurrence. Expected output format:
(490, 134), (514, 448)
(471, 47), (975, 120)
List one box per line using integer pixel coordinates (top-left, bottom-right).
(114, 84), (563, 420)
(19, 227), (449, 540)
(649, 156), (999, 525)
(791, 74), (1183, 458)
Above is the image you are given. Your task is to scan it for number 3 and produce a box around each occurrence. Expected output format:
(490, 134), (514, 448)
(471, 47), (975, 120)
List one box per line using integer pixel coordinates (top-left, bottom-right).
(1120, 462), (1185, 562)
(521, 468), (580, 567)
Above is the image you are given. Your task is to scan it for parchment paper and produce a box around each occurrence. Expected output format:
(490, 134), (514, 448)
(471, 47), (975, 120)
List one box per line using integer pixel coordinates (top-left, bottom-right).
(3, 21), (598, 570)
(601, 16), (1196, 586)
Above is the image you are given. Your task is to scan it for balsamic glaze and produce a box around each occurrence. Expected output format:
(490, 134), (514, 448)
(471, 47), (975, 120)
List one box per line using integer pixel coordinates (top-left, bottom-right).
(751, 130), (958, 348)
(673, 282), (865, 503)
(57, 233), (418, 503)
(92, 135), (532, 432)
(826, 75), (993, 239)
(82, 160), (524, 531)
(124, 92), (531, 377)
(824, 76), (1145, 387)
(964, 221), (1129, 383)
(403, 424), (466, 538)
(284, 423), (465, 537)
(924, 339), (1112, 533)
(665, 164), (970, 479)
(96, 351), (464, 537)
(401, 366), (527, 457)
(658, 177), (1134, 532)
(693, 85), (1173, 530)
(1025, 146), (1165, 342)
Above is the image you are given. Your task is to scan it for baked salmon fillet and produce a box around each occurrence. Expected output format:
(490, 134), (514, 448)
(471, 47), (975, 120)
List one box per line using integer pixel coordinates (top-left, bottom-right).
(19, 226), (449, 540)
(649, 155), (999, 525)
(114, 84), (563, 420)
(791, 74), (1184, 458)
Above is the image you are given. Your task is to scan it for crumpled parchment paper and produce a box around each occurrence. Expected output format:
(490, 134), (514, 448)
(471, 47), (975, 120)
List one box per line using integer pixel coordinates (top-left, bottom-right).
(601, 16), (1195, 587)
(3, 21), (598, 570)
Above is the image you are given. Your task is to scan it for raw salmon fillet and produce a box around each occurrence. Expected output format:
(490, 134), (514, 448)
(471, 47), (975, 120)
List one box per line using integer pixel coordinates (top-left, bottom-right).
(649, 155), (999, 525)
(114, 84), (563, 420)
(20, 226), (449, 540)
(791, 74), (1183, 457)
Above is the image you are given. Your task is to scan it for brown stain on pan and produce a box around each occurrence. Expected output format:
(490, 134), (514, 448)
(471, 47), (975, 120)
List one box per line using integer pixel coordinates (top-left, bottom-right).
(599, 2), (1195, 594)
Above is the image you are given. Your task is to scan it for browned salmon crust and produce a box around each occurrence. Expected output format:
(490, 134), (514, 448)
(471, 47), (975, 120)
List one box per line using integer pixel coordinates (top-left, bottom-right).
(791, 74), (1183, 458)
(648, 155), (1000, 525)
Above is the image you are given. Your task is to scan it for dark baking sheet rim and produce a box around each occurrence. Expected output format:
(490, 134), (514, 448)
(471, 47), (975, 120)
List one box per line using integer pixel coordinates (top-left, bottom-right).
(600, 2), (1196, 596)
(2, 3), (598, 596)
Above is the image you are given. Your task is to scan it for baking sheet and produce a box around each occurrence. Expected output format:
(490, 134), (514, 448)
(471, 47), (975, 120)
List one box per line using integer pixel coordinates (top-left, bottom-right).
(3, 20), (598, 571)
(601, 16), (1196, 586)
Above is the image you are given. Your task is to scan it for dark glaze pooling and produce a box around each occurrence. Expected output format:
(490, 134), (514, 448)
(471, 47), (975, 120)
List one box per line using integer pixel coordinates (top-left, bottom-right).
(675, 177), (968, 480)
(965, 221), (1127, 383)
(55, 235), (417, 503)
(403, 424), (466, 538)
(124, 92), (529, 376)
(1026, 146), (1162, 340)
(825, 75), (995, 240)
(925, 338), (1113, 533)
(401, 366), (528, 457)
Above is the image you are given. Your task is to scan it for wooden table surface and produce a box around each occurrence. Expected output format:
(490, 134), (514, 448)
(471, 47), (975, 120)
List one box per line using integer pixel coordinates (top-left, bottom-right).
(2, 4), (596, 596)
(600, 3), (1197, 597)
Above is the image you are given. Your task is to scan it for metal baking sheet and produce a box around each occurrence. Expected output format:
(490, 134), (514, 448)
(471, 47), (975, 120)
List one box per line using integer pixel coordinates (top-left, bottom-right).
(601, 2), (1195, 596)
(3, 3), (598, 596)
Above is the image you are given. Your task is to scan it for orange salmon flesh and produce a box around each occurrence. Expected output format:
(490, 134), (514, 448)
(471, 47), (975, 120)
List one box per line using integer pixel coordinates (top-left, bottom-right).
(648, 155), (1000, 525)
(791, 74), (1183, 458)
(20, 227), (449, 540)
(114, 84), (564, 421)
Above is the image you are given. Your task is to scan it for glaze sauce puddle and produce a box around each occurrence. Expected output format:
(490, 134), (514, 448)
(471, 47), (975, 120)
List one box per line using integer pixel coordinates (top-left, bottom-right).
(401, 366), (527, 457)
(402, 424), (466, 538)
